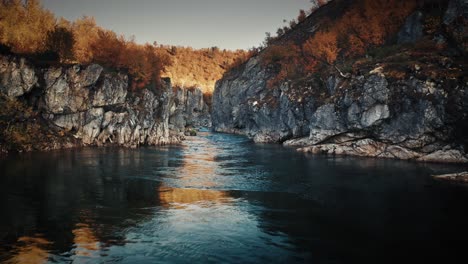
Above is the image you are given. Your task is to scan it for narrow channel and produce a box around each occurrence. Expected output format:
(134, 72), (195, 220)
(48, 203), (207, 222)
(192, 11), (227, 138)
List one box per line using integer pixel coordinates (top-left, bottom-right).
(1, 131), (468, 263)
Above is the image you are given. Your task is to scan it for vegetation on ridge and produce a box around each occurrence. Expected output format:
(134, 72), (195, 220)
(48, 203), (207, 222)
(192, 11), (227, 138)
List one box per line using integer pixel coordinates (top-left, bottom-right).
(0, 0), (249, 92)
(258, 0), (419, 87)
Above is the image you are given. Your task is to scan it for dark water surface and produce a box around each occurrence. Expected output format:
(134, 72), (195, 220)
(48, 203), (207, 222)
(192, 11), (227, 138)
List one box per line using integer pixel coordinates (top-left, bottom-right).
(1, 131), (468, 263)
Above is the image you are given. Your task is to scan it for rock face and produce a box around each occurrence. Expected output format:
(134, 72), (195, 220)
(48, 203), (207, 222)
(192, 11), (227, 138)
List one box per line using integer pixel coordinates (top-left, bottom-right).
(0, 56), (37, 97)
(45, 75), (179, 147)
(169, 86), (211, 135)
(214, 62), (468, 163)
(443, 0), (468, 53)
(213, 57), (313, 143)
(0, 54), (210, 152)
(212, 0), (468, 163)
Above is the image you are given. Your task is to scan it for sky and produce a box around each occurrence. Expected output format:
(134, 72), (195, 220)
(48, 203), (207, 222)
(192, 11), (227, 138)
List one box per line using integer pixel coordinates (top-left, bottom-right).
(42, 0), (314, 50)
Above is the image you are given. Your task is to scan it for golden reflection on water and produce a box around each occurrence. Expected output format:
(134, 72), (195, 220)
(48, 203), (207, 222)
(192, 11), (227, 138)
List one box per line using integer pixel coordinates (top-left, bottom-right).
(6, 235), (51, 264)
(72, 223), (99, 257)
(158, 187), (229, 208)
(157, 136), (232, 208)
(175, 139), (219, 187)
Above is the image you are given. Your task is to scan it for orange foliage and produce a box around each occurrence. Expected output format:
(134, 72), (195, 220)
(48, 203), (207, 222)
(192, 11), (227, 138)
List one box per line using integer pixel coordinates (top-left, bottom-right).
(0, 0), (55, 53)
(72, 16), (99, 64)
(336, 0), (417, 57)
(303, 30), (340, 65)
(158, 46), (250, 93)
(261, 42), (312, 87)
(90, 30), (172, 89)
(0, 0), (173, 90)
(89, 29), (124, 68)
(261, 0), (417, 81)
(225, 49), (257, 72)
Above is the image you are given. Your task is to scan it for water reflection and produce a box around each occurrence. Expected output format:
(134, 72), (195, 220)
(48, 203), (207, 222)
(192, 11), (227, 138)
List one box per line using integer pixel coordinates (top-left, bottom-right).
(174, 136), (219, 188)
(1, 132), (468, 263)
(72, 223), (99, 257)
(158, 187), (229, 208)
(5, 235), (51, 264)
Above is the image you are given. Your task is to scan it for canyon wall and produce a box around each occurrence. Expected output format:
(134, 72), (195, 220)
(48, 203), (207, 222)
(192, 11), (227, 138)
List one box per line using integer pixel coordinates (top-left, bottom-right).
(0, 55), (210, 153)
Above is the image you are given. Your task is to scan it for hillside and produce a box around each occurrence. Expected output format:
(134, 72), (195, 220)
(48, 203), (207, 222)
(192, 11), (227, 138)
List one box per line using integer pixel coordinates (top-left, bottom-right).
(0, 0), (247, 93)
(212, 0), (468, 163)
(157, 46), (249, 93)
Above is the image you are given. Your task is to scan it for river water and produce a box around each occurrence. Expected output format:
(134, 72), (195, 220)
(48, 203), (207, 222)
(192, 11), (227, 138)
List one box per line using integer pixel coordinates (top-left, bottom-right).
(1, 131), (468, 263)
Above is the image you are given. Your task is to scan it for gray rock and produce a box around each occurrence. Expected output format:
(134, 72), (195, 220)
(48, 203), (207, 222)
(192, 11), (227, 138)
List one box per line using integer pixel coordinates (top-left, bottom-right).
(92, 73), (127, 107)
(1, 55), (193, 151)
(169, 86), (211, 135)
(309, 104), (345, 144)
(212, 53), (468, 163)
(212, 57), (312, 142)
(360, 104), (389, 127)
(0, 56), (37, 98)
(397, 11), (424, 44)
(418, 149), (468, 163)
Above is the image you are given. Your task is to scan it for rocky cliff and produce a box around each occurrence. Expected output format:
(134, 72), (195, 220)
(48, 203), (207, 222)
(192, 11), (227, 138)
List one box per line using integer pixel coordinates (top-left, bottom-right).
(212, 0), (468, 163)
(0, 55), (210, 153)
(170, 86), (212, 135)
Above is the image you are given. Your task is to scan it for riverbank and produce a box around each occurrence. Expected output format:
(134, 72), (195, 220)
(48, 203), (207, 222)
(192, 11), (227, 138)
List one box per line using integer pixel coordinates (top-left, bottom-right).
(0, 54), (211, 154)
(433, 172), (468, 183)
(212, 0), (468, 164)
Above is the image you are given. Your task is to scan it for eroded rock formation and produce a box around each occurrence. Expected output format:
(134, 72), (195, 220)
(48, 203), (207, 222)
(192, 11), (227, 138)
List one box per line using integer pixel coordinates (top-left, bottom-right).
(212, 0), (468, 163)
(0, 55), (211, 152)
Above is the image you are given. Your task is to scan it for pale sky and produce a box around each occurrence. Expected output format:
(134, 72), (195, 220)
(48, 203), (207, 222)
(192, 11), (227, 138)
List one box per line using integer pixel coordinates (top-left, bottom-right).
(42, 0), (314, 50)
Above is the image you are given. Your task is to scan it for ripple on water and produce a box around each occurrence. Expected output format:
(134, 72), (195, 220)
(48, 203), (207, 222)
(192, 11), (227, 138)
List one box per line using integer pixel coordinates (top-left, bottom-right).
(1, 132), (468, 263)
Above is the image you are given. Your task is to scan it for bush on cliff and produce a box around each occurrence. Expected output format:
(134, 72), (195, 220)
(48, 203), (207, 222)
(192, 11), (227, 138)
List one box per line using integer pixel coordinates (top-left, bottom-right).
(259, 0), (419, 86)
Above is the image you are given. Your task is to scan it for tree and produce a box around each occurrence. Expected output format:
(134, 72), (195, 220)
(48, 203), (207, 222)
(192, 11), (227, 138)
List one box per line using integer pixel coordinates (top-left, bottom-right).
(333, 0), (417, 57)
(260, 42), (304, 87)
(303, 30), (340, 65)
(297, 9), (307, 23)
(89, 29), (124, 68)
(46, 26), (75, 62)
(72, 16), (99, 63)
(0, 0), (55, 53)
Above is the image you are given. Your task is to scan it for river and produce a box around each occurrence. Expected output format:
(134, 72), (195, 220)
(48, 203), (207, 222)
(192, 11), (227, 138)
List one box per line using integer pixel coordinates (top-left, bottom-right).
(1, 131), (468, 263)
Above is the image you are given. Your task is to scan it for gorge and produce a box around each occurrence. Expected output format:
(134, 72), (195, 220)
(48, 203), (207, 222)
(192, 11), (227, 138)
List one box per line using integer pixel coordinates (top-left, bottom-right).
(1, 0), (468, 263)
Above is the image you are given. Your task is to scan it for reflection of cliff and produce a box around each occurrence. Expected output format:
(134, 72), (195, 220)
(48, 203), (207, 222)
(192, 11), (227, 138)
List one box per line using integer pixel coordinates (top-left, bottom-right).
(0, 148), (174, 263)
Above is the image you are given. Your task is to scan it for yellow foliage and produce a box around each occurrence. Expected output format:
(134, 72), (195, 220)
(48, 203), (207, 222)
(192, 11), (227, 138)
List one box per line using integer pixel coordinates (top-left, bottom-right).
(303, 30), (340, 65)
(0, 0), (55, 53)
(159, 46), (250, 93)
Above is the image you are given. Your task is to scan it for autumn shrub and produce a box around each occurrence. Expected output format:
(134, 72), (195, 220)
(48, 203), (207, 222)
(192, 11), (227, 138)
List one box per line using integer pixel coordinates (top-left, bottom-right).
(260, 42), (313, 87)
(259, 0), (418, 84)
(72, 16), (99, 64)
(303, 30), (340, 65)
(0, 0), (55, 54)
(225, 49), (257, 73)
